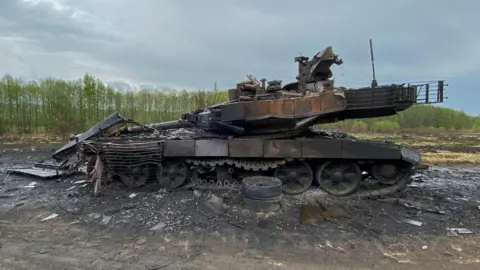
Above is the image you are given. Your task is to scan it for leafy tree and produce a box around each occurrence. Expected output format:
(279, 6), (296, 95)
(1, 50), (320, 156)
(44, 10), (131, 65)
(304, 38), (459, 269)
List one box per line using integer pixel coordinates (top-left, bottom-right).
(0, 74), (477, 136)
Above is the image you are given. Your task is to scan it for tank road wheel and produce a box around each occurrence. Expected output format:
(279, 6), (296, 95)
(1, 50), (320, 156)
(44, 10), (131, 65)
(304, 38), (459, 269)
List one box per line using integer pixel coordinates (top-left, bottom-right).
(274, 161), (313, 195)
(118, 164), (150, 188)
(316, 161), (362, 196)
(156, 159), (189, 189)
(370, 163), (405, 185)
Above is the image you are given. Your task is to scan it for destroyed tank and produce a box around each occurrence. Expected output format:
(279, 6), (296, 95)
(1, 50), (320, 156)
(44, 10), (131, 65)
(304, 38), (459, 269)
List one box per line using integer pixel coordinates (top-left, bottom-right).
(52, 46), (445, 198)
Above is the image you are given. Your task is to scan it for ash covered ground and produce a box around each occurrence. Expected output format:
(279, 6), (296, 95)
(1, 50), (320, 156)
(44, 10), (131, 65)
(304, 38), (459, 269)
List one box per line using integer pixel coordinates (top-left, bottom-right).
(0, 144), (479, 270)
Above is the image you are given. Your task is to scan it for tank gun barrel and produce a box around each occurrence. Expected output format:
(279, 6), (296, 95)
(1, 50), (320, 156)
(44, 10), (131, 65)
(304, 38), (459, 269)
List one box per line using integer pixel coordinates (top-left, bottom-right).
(125, 120), (194, 133)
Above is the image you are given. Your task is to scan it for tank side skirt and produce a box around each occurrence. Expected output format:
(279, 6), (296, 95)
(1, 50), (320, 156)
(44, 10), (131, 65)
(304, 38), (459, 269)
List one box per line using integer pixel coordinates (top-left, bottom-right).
(163, 138), (403, 161)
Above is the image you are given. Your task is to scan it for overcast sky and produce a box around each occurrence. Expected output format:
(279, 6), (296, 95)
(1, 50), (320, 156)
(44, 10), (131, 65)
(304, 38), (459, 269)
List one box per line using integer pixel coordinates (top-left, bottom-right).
(0, 0), (478, 114)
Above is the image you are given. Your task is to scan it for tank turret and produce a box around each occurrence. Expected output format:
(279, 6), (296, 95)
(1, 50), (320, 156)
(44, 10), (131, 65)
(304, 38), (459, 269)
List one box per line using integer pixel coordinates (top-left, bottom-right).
(177, 46), (444, 136)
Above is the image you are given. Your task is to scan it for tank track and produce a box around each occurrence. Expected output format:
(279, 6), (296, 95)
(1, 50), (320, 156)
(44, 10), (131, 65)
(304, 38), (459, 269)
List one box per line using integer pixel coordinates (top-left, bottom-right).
(185, 158), (286, 171)
(166, 157), (413, 198)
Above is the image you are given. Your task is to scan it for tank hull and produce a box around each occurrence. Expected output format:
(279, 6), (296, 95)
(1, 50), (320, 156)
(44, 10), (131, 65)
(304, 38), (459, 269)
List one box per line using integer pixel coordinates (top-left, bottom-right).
(80, 131), (420, 197)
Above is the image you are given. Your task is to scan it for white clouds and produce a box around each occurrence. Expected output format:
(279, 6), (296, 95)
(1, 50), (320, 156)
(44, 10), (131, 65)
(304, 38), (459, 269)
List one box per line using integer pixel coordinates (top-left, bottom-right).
(0, 0), (479, 93)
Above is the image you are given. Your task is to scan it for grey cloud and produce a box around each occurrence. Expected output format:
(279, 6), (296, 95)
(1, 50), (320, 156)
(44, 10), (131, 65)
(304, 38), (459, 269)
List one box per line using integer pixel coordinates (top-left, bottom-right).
(0, 1), (105, 39)
(0, 0), (479, 96)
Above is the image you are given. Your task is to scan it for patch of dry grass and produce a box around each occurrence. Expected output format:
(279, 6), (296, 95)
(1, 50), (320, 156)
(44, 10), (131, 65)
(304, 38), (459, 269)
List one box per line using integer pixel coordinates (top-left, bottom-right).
(353, 133), (480, 149)
(352, 132), (480, 164)
(357, 133), (478, 147)
(420, 152), (480, 165)
(0, 133), (65, 144)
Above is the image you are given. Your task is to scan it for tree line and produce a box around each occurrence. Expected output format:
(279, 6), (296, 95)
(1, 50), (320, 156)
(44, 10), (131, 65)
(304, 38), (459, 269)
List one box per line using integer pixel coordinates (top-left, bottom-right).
(0, 74), (478, 136)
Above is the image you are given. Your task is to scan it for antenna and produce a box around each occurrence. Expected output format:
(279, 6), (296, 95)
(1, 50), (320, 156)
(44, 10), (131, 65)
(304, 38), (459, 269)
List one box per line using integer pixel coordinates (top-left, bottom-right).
(369, 39), (378, 88)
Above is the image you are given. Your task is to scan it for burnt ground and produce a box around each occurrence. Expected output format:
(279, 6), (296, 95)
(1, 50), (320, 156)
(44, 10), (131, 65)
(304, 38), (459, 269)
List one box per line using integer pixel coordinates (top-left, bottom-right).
(0, 144), (479, 270)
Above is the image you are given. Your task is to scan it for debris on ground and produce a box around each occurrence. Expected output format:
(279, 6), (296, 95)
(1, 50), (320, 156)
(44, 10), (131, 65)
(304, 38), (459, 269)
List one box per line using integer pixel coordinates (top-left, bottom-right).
(241, 176), (283, 213)
(378, 198), (445, 214)
(24, 182), (37, 188)
(403, 219), (423, 227)
(300, 201), (353, 225)
(318, 202), (352, 219)
(204, 193), (228, 215)
(100, 216), (112, 225)
(325, 240), (345, 252)
(73, 180), (86, 185)
(41, 213), (59, 222)
(299, 204), (324, 225)
(150, 222), (167, 231)
(87, 213), (102, 220)
(447, 228), (473, 235)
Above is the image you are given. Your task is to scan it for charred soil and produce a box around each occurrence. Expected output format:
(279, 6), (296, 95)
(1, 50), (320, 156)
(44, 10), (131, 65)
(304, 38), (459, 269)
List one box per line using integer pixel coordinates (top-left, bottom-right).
(1, 145), (479, 269)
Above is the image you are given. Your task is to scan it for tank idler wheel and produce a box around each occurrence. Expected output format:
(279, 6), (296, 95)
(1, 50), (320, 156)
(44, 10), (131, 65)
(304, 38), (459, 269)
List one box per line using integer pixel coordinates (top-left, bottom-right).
(156, 159), (189, 189)
(118, 164), (150, 188)
(370, 163), (405, 185)
(274, 161), (313, 195)
(316, 161), (362, 196)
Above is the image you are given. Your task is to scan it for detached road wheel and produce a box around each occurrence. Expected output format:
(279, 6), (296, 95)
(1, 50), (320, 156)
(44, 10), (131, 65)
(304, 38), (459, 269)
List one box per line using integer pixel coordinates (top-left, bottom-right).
(242, 176), (283, 199)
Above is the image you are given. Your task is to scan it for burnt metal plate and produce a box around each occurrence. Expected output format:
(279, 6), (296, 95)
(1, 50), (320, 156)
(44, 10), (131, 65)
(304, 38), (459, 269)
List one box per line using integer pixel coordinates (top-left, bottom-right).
(53, 112), (128, 160)
(164, 140), (195, 157)
(294, 96), (320, 115)
(219, 103), (246, 122)
(301, 139), (342, 158)
(195, 139), (228, 157)
(294, 94), (346, 118)
(342, 140), (401, 160)
(229, 139), (263, 157)
(264, 140), (302, 158)
(245, 99), (295, 120)
(6, 167), (75, 179)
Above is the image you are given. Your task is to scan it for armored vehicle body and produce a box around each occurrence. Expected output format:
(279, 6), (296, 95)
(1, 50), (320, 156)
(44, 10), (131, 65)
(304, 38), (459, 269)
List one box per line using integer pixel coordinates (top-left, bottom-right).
(50, 46), (445, 198)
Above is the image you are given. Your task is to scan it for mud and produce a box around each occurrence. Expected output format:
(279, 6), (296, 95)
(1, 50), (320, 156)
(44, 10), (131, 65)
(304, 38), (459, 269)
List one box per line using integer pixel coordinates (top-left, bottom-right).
(1, 145), (479, 269)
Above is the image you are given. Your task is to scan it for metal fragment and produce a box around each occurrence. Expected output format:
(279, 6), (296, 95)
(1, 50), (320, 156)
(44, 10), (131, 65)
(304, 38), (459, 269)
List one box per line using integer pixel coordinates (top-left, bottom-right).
(403, 219), (423, 226)
(41, 213), (59, 222)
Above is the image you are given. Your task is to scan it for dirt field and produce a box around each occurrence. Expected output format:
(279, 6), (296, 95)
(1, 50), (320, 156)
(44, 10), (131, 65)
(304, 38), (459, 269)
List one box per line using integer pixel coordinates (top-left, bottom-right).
(1, 142), (479, 270)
